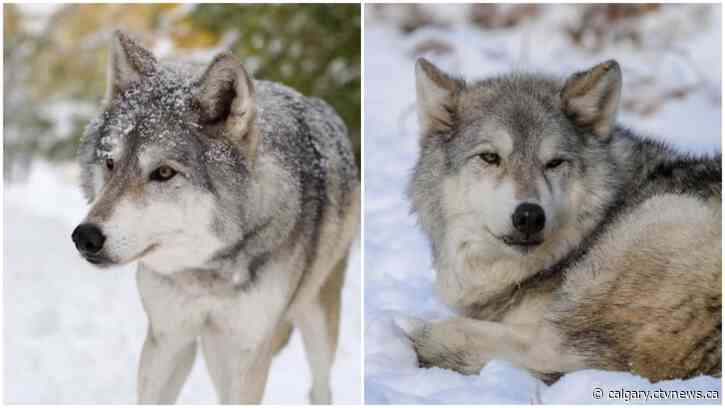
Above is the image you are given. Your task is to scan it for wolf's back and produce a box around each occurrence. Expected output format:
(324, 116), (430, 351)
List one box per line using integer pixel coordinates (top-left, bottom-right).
(254, 80), (358, 210)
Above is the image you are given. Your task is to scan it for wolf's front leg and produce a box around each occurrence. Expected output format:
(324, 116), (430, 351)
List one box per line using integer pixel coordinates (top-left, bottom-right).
(137, 327), (198, 404)
(396, 317), (490, 374)
(396, 316), (586, 378)
(201, 331), (274, 404)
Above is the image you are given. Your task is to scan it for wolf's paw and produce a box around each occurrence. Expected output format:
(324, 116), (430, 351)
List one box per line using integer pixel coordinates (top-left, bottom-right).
(394, 316), (485, 375)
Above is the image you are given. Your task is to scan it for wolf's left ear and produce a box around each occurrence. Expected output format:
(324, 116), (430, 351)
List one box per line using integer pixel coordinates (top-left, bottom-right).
(561, 60), (622, 139)
(194, 53), (258, 162)
(105, 30), (158, 103)
(415, 58), (464, 138)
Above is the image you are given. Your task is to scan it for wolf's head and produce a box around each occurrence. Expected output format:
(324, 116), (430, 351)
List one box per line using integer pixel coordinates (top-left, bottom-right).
(409, 58), (624, 268)
(72, 31), (259, 273)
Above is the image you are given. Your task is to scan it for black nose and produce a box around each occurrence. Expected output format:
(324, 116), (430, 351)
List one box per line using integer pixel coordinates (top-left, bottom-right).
(72, 223), (106, 254)
(512, 202), (546, 235)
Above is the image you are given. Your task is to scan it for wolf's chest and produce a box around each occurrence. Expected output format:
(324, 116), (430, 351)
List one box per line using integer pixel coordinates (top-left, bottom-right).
(136, 265), (284, 340)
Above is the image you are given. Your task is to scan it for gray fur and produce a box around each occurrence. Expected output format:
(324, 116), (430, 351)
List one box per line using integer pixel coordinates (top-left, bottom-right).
(79, 33), (356, 284)
(74, 31), (359, 403)
(405, 58), (721, 383)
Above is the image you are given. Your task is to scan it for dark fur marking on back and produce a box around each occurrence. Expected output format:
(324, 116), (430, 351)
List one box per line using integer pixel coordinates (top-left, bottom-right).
(289, 103), (328, 271)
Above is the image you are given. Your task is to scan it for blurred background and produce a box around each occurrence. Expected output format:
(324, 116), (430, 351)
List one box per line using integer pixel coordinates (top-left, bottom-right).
(4, 4), (361, 404)
(364, 4), (721, 404)
(4, 3), (361, 181)
(365, 3), (720, 147)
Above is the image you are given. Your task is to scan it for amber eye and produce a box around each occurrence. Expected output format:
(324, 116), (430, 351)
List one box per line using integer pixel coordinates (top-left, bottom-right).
(105, 158), (114, 171)
(150, 165), (177, 182)
(479, 152), (501, 166)
(545, 159), (566, 170)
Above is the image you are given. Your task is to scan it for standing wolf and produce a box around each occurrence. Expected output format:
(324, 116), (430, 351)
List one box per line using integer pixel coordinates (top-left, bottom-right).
(400, 58), (721, 383)
(71, 31), (359, 403)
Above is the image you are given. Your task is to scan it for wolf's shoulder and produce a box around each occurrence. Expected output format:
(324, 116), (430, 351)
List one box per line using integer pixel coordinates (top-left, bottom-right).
(254, 80), (356, 177)
(254, 80), (346, 136)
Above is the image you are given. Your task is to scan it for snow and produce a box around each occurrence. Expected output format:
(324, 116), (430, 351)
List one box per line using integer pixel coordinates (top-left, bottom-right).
(3, 161), (362, 403)
(363, 5), (721, 404)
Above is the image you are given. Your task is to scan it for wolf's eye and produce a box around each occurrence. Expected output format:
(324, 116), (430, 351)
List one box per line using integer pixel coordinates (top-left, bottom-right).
(105, 158), (114, 172)
(479, 152), (501, 166)
(545, 159), (566, 170)
(150, 166), (177, 182)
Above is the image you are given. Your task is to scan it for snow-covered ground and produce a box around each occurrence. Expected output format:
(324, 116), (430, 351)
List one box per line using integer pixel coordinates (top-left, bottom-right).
(363, 4), (721, 404)
(3, 162), (362, 403)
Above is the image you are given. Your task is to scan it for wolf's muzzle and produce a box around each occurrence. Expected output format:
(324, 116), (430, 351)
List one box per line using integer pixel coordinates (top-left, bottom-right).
(72, 223), (106, 255)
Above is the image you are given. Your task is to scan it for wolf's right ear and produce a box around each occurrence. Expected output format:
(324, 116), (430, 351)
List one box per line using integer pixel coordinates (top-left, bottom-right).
(193, 53), (258, 164)
(415, 58), (464, 138)
(561, 60), (622, 139)
(105, 30), (158, 103)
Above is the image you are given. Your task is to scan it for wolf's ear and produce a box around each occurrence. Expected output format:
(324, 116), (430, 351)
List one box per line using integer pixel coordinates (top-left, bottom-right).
(561, 60), (622, 139)
(105, 30), (158, 102)
(194, 53), (258, 162)
(415, 58), (464, 137)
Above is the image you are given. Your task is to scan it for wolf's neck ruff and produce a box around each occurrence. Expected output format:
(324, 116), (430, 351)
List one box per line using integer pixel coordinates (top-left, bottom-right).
(203, 218), (273, 289)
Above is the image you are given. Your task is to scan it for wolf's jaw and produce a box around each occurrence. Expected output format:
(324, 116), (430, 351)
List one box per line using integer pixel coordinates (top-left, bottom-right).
(127, 243), (160, 263)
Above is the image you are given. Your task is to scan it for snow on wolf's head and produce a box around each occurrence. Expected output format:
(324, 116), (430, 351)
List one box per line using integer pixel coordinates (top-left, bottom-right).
(408, 58), (624, 267)
(72, 30), (258, 274)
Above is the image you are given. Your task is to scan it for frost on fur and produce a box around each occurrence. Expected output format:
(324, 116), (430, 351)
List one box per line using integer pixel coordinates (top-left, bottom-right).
(106, 30), (158, 103)
(193, 53), (259, 161)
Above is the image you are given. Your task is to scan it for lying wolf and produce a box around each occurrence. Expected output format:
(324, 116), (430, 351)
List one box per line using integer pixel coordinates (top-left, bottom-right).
(71, 31), (359, 403)
(400, 58), (721, 384)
